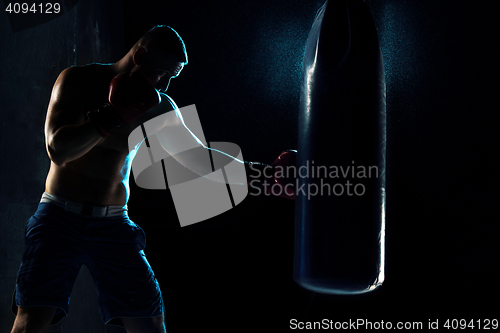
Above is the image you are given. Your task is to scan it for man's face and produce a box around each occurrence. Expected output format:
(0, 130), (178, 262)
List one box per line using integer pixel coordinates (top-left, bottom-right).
(135, 52), (185, 92)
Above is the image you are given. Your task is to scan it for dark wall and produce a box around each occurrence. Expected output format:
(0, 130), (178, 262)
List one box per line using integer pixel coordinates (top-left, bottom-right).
(0, 5), (75, 333)
(1, 0), (499, 332)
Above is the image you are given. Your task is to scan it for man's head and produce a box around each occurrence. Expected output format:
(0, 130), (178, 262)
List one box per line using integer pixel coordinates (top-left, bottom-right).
(130, 25), (188, 92)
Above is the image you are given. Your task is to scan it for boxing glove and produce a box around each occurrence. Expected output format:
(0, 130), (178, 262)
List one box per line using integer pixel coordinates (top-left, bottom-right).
(246, 150), (297, 199)
(88, 71), (161, 137)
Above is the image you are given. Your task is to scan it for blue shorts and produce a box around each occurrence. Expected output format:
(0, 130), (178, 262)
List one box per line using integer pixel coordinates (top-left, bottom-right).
(12, 196), (163, 326)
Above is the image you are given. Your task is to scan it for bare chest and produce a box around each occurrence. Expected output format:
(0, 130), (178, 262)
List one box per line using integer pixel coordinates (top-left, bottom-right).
(81, 75), (135, 153)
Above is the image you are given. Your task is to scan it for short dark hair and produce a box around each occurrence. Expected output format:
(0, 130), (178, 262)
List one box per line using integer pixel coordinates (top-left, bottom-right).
(138, 25), (188, 64)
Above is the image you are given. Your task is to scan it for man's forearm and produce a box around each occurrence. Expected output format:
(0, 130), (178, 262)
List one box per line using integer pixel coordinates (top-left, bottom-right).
(46, 119), (103, 165)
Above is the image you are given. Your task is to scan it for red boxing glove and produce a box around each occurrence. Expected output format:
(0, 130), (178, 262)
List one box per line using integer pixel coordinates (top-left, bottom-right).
(246, 150), (297, 200)
(267, 150), (297, 199)
(87, 71), (160, 137)
(108, 71), (160, 123)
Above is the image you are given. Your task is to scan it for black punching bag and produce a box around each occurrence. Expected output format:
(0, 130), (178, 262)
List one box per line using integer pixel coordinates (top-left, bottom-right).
(294, 0), (386, 294)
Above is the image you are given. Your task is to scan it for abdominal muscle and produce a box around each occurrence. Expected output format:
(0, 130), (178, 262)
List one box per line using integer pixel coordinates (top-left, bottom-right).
(45, 139), (135, 206)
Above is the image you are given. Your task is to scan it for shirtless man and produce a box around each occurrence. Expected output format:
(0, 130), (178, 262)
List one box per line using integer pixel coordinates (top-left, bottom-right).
(11, 23), (297, 333)
(11, 25), (187, 333)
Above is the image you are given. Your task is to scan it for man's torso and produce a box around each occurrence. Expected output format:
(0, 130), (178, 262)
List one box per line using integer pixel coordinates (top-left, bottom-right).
(45, 64), (173, 206)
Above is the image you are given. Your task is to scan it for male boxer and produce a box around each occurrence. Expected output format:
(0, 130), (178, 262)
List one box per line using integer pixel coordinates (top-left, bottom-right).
(10, 25), (296, 333)
(11, 25), (186, 333)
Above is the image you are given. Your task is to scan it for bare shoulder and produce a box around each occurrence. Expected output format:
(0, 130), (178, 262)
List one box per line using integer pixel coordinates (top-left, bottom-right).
(50, 65), (103, 107)
(159, 93), (177, 109)
(156, 92), (178, 115)
(59, 65), (85, 79)
(53, 64), (106, 93)
(51, 66), (84, 98)
(136, 92), (177, 123)
(58, 65), (83, 80)
(47, 66), (87, 122)
(46, 64), (110, 136)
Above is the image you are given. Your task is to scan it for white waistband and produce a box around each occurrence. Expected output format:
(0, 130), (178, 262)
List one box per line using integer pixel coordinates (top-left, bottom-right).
(40, 192), (128, 218)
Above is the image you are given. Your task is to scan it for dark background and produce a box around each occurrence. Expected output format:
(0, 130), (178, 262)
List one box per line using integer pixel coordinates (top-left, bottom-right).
(1, 0), (499, 332)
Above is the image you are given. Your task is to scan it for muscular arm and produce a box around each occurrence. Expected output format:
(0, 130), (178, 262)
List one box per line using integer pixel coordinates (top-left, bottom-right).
(133, 100), (247, 186)
(45, 67), (103, 166)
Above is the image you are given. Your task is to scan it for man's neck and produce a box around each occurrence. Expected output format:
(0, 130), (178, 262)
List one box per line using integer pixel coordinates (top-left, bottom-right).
(110, 52), (135, 75)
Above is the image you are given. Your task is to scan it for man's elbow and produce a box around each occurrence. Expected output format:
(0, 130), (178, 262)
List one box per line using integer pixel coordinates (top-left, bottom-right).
(46, 135), (69, 166)
(46, 145), (66, 166)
